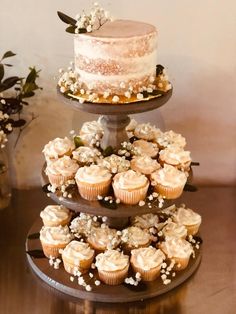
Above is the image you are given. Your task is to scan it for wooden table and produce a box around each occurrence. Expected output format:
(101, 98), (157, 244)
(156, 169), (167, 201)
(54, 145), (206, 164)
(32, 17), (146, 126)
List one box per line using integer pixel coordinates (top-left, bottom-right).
(0, 187), (235, 314)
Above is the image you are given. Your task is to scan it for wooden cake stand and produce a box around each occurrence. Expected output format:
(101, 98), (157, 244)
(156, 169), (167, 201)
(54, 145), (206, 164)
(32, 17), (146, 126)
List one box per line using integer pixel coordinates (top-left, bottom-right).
(26, 86), (202, 302)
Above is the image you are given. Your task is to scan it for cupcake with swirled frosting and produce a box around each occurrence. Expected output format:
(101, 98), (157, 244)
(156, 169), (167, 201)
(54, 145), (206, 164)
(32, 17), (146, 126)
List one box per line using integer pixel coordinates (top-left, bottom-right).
(134, 123), (162, 141)
(155, 130), (186, 149)
(72, 146), (101, 166)
(95, 249), (129, 285)
(79, 120), (104, 146)
(151, 164), (187, 199)
(121, 226), (151, 253)
(45, 156), (79, 187)
(62, 240), (95, 274)
(112, 170), (149, 205)
(43, 137), (75, 162)
(132, 140), (159, 158)
(159, 237), (193, 270)
(130, 155), (160, 176)
(131, 247), (165, 281)
(97, 154), (130, 174)
(159, 146), (191, 171)
(40, 225), (74, 258)
(130, 213), (159, 230)
(87, 226), (121, 252)
(162, 222), (188, 239)
(75, 165), (112, 200)
(40, 205), (72, 227)
(172, 206), (202, 235)
(70, 213), (100, 238)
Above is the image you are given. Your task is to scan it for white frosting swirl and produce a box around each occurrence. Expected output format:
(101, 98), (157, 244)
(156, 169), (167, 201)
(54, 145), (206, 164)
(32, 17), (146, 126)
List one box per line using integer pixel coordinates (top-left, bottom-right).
(131, 155), (160, 175)
(121, 226), (150, 247)
(113, 170), (149, 190)
(46, 156), (79, 176)
(95, 250), (129, 271)
(40, 225), (73, 245)
(97, 154), (130, 174)
(43, 137), (75, 159)
(162, 222), (188, 239)
(131, 213), (159, 229)
(132, 140), (159, 158)
(72, 146), (101, 164)
(159, 146), (191, 165)
(155, 130), (186, 148)
(75, 165), (112, 183)
(173, 207), (202, 226)
(134, 123), (161, 141)
(151, 164), (187, 188)
(88, 226), (120, 250)
(160, 237), (193, 258)
(40, 205), (70, 223)
(80, 120), (103, 137)
(62, 240), (94, 261)
(131, 247), (165, 270)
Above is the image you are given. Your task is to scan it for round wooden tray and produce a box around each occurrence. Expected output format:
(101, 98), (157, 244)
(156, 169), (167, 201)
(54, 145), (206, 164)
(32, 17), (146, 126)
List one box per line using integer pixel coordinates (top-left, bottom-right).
(26, 217), (202, 303)
(57, 86), (173, 115)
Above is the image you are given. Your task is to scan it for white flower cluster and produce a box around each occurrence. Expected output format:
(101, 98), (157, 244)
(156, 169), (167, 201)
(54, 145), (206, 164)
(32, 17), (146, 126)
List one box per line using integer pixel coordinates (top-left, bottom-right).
(58, 70), (81, 94)
(0, 130), (8, 148)
(75, 3), (111, 34)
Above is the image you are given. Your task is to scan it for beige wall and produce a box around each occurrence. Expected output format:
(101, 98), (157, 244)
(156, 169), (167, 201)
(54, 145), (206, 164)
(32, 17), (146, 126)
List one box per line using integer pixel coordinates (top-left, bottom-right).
(0, 0), (235, 188)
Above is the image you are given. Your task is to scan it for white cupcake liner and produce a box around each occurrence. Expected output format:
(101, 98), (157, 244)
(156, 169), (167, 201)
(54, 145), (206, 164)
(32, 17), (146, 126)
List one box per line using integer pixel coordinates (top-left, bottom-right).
(112, 183), (149, 205)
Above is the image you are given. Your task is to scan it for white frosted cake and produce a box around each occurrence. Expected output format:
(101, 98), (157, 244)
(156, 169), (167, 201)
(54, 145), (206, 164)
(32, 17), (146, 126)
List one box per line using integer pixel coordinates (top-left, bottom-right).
(74, 19), (157, 95)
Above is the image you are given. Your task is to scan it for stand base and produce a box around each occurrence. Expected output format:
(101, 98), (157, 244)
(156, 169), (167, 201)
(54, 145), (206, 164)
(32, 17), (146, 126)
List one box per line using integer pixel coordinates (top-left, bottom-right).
(26, 217), (202, 303)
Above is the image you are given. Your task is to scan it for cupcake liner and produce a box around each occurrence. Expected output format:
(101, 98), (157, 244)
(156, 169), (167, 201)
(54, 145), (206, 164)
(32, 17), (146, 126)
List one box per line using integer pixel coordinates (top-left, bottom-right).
(76, 179), (111, 201)
(154, 183), (184, 199)
(41, 241), (68, 258)
(98, 264), (129, 285)
(47, 172), (75, 187)
(62, 254), (94, 275)
(131, 261), (161, 281)
(185, 223), (201, 236)
(172, 256), (190, 271)
(112, 182), (149, 205)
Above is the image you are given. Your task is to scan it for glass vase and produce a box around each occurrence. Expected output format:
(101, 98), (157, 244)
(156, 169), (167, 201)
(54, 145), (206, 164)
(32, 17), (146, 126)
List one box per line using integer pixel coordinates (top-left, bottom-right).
(0, 147), (11, 209)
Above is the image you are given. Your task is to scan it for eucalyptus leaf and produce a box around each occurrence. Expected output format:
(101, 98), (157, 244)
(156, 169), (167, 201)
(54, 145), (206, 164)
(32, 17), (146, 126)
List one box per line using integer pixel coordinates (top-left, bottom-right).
(102, 146), (114, 157)
(12, 119), (26, 127)
(99, 199), (118, 210)
(3, 64), (13, 67)
(0, 76), (20, 92)
(0, 64), (4, 82)
(74, 136), (84, 148)
(78, 28), (87, 33)
(66, 25), (76, 34)
(156, 64), (164, 76)
(57, 11), (77, 26)
(1, 50), (16, 60)
(25, 67), (37, 84)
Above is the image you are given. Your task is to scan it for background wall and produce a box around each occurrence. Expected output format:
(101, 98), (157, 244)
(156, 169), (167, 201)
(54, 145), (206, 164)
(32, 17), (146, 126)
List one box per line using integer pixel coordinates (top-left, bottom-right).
(0, 0), (235, 188)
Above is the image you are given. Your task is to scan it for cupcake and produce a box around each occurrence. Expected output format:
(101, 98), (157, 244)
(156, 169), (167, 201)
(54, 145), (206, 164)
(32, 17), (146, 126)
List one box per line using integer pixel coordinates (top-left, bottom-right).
(72, 146), (101, 166)
(134, 123), (161, 141)
(130, 247), (165, 281)
(40, 205), (72, 227)
(159, 237), (193, 270)
(121, 226), (151, 253)
(45, 156), (79, 187)
(62, 240), (95, 274)
(112, 170), (149, 205)
(75, 165), (112, 201)
(79, 120), (104, 146)
(162, 222), (188, 239)
(130, 155), (160, 176)
(43, 137), (75, 162)
(150, 164), (187, 199)
(70, 213), (100, 238)
(40, 225), (73, 258)
(155, 130), (186, 149)
(130, 213), (159, 230)
(159, 146), (191, 171)
(132, 140), (159, 158)
(97, 154), (130, 174)
(172, 206), (202, 235)
(87, 226), (120, 252)
(95, 250), (129, 285)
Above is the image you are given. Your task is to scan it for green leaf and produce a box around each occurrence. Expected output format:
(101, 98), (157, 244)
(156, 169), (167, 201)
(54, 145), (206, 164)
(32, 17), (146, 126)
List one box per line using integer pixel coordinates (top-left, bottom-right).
(3, 64), (13, 67)
(0, 64), (4, 82)
(74, 136), (84, 148)
(57, 11), (76, 25)
(25, 67), (37, 84)
(78, 28), (87, 33)
(156, 64), (164, 76)
(102, 146), (114, 157)
(1, 51), (16, 60)
(99, 199), (118, 210)
(0, 76), (20, 92)
(66, 25), (76, 34)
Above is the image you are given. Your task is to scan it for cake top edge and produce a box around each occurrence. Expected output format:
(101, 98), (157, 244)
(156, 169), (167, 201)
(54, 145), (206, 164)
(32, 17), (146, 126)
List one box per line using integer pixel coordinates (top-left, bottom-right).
(76, 19), (157, 39)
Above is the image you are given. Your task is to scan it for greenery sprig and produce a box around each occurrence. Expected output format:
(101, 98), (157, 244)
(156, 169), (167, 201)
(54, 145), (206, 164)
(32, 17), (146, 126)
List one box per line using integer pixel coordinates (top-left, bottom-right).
(0, 51), (42, 147)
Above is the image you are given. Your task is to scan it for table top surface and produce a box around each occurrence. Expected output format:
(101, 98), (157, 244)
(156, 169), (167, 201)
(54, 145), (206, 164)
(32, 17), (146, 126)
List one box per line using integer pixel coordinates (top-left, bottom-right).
(0, 186), (235, 314)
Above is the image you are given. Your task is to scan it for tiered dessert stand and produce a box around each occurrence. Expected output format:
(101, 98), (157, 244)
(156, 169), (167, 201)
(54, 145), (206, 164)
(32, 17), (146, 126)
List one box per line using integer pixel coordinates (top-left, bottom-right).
(25, 86), (202, 302)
